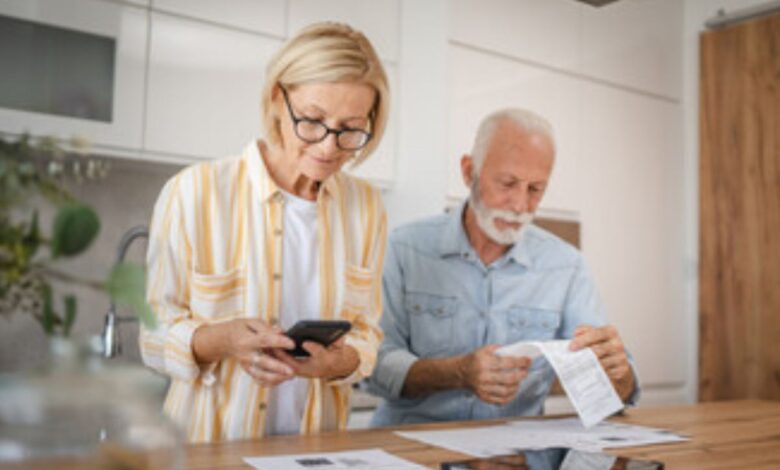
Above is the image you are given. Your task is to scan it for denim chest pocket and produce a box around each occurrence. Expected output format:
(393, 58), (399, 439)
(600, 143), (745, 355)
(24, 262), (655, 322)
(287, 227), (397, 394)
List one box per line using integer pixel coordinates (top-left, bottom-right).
(506, 306), (561, 343)
(405, 291), (458, 357)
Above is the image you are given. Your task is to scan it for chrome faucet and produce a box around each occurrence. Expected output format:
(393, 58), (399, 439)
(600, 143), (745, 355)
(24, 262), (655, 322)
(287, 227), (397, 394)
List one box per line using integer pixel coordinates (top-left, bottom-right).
(101, 225), (149, 358)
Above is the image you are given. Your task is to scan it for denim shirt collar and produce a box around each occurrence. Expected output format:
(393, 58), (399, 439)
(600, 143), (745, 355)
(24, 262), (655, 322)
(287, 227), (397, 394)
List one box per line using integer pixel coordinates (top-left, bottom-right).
(439, 199), (532, 268)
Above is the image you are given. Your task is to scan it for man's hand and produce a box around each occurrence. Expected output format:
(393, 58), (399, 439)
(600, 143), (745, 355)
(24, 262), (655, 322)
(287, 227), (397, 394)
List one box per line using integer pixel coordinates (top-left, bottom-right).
(569, 324), (635, 401)
(272, 336), (359, 381)
(457, 345), (531, 406)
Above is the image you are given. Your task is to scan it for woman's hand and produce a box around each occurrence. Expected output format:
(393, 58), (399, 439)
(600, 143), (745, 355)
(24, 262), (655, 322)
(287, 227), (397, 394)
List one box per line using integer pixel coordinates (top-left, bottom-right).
(272, 336), (359, 381)
(192, 319), (297, 386)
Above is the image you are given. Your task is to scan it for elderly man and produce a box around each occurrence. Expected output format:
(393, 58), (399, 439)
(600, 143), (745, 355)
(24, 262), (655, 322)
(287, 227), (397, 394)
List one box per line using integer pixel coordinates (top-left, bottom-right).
(368, 108), (638, 426)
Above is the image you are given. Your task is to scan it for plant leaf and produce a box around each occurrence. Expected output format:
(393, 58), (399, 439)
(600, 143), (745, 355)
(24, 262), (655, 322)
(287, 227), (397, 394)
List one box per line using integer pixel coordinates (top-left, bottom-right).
(41, 283), (56, 335)
(22, 210), (41, 258)
(63, 295), (77, 337)
(106, 262), (156, 329)
(51, 205), (100, 258)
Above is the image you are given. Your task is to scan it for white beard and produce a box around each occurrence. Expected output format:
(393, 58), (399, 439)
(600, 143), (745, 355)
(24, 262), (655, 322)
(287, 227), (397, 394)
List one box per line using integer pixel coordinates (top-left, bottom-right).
(469, 183), (534, 246)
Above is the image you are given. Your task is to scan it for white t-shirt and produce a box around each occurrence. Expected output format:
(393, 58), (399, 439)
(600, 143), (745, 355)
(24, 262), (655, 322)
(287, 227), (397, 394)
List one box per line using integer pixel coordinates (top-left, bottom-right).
(265, 190), (319, 435)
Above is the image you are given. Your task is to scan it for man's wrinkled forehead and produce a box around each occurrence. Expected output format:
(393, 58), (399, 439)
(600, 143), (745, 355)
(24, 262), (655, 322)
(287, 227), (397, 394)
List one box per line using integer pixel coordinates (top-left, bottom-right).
(482, 122), (555, 173)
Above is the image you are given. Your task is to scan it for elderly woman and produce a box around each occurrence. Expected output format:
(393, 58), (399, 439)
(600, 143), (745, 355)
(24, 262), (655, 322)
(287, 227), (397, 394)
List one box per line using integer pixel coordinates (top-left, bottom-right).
(140, 22), (389, 442)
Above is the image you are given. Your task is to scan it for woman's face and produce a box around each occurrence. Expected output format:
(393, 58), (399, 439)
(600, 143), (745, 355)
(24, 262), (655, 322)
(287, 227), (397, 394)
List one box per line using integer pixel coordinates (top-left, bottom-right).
(276, 81), (376, 182)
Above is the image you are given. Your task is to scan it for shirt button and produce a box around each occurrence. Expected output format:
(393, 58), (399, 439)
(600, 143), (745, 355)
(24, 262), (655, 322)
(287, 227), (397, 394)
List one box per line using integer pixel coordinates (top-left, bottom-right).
(273, 273), (282, 281)
(273, 228), (282, 236)
(259, 403), (267, 410)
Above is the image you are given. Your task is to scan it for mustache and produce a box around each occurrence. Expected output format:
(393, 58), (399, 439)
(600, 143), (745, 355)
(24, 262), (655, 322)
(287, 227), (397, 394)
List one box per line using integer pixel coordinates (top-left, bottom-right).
(489, 209), (534, 224)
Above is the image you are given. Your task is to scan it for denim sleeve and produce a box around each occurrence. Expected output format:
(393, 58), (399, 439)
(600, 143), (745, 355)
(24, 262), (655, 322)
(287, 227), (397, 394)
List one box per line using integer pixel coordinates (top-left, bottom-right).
(366, 238), (419, 400)
(557, 258), (607, 338)
(558, 257), (641, 406)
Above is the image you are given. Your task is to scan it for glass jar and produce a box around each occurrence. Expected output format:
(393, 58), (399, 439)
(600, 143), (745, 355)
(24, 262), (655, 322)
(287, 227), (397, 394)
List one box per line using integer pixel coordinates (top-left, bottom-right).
(0, 336), (183, 469)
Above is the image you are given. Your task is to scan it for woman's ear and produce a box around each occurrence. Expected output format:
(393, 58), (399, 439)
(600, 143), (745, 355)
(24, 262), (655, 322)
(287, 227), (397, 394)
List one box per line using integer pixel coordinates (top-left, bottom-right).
(267, 84), (285, 146)
(270, 82), (282, 101)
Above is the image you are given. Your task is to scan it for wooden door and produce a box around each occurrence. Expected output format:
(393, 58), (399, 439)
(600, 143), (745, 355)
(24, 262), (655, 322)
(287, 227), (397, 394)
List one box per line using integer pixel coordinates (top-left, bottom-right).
(699, 11), (780, 401)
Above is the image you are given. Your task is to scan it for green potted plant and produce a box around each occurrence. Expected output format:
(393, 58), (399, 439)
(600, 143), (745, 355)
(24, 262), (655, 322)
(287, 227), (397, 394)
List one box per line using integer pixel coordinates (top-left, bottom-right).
(0, 133), (155, 339)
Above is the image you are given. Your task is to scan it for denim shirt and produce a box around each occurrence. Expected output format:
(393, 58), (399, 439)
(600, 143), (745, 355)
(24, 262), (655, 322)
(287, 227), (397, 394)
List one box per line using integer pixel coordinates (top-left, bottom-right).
(368, 202), (639, 426)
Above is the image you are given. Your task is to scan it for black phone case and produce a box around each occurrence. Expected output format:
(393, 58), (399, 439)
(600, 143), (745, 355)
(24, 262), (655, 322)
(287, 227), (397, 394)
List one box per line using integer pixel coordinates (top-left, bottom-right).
(286, 320), (351, 357)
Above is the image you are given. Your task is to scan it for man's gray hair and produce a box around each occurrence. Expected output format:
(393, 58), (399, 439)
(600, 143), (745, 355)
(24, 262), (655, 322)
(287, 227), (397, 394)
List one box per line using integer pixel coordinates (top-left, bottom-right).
(470, 108), (556, 175)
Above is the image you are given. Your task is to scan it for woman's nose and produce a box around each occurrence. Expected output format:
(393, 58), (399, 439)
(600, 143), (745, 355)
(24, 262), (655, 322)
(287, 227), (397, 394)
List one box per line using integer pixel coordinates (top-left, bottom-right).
(316, 131), (340, 156)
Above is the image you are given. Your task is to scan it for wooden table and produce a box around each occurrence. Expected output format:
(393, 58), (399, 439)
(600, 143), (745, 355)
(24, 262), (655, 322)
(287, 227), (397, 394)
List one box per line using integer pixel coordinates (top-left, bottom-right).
(185, 400), (780, 469)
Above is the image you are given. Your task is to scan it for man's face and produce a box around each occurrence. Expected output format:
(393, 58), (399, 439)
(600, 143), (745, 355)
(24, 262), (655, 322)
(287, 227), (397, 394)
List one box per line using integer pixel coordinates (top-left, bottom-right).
(464, 120), (555, 245)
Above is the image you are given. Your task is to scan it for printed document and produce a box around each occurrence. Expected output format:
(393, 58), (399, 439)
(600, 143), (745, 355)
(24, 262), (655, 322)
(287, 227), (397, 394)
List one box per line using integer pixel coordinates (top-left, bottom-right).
(244, 448), (428, 470)
(396, 418), (688, 457)
(497, 339), (623, 427)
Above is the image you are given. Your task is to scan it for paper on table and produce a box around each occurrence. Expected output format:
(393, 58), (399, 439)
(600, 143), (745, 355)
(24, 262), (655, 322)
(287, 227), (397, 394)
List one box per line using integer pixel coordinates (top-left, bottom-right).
(497, 339), (623, 427)
(560, 449), (617, 470)
(244, 448), (428, 470)
(396, 425), (525, 458)
(395, 418), (688, 458)
(505, 417), (689, 452)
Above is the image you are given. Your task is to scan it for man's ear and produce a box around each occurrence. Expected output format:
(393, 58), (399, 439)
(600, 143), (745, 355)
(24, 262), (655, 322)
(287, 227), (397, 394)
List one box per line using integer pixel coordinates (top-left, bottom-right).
(461, 155), (475, 187)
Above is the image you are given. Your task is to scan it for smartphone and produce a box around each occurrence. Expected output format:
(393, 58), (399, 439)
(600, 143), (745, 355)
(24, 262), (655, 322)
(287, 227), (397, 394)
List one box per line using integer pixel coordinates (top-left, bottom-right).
(440, 448), (664, 470)
(285, 320), (351, 357)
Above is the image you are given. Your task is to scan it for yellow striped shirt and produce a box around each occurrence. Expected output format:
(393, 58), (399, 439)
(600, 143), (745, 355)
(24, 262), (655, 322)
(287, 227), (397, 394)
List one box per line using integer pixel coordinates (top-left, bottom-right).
(140, 141), (386, 442)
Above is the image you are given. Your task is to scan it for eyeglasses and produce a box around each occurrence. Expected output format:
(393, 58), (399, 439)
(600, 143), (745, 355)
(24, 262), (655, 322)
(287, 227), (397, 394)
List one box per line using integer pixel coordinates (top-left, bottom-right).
(280, 85), (373, 151)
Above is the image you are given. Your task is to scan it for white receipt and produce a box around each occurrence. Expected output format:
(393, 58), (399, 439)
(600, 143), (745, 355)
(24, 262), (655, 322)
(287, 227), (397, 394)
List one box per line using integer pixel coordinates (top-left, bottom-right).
(497, 340), (623, 427)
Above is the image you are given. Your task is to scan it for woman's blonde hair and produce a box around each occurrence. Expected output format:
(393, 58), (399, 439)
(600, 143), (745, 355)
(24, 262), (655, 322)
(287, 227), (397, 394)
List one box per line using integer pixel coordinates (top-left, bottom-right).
(261, 22), (390, 166)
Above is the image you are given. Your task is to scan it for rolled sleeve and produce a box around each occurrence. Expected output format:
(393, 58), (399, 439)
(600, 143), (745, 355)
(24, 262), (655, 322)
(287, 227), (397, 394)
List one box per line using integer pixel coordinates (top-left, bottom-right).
(369, 348), (418, 399)
(165, 320), (217, 385)
(328, 335), (378, 387)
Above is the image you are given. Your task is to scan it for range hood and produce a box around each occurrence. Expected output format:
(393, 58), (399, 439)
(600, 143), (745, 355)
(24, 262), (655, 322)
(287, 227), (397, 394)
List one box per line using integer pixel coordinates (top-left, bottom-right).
(573, 0), (621, 6)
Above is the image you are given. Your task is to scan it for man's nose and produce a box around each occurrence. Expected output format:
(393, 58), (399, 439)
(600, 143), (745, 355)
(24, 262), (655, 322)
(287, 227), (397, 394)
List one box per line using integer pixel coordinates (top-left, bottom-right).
(509, 189), (529, 214)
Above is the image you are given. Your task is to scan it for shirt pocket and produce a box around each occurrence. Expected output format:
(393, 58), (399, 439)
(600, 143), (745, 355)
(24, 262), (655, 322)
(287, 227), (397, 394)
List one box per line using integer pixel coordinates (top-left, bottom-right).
(189, 267), (247, 320)
(506, 306), (561, 345)
(405, 291), (458, 357)
(342, 263), (375, 319)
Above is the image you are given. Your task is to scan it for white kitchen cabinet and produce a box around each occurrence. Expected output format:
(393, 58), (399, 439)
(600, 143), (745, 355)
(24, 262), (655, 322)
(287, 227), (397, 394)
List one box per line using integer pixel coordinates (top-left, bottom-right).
(144, 12), (281, 160)
(449, 0), (581, 72)
(580, 0), (683, 100)
(288, 0), (400, 62)
(152, 0), (286, 37)
(119, 0), (149, 7)
(446, 44), (583, 214)
(0, 0), (147, 151)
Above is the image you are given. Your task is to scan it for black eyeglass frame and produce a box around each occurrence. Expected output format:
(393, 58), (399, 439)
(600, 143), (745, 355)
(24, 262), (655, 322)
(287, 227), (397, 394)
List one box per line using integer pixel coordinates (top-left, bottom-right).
(279, 85), (373, 151)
